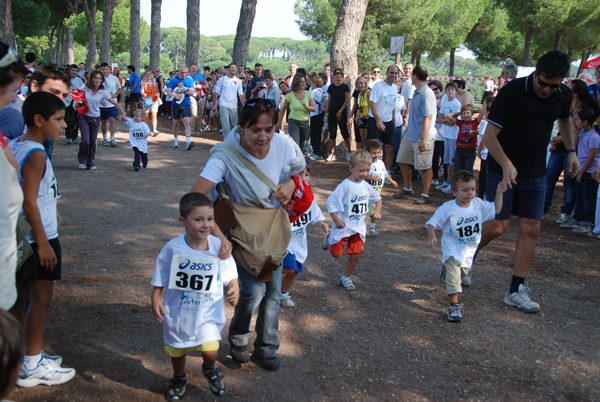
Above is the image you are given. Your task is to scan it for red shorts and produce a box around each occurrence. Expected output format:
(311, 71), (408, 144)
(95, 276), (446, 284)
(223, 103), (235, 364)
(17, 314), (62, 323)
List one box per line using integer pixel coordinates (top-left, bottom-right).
(329, 233), (364, 257)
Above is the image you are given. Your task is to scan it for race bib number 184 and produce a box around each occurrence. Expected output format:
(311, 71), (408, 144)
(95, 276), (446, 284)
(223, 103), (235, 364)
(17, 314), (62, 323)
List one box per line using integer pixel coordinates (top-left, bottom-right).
(168, 254), (218, 293)
(450, 213), (481, 241)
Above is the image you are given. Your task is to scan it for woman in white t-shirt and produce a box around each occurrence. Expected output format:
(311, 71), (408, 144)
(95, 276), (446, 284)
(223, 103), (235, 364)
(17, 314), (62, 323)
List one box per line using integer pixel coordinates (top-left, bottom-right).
(77, 70), (126, 170)
(191, 100), (301, 371)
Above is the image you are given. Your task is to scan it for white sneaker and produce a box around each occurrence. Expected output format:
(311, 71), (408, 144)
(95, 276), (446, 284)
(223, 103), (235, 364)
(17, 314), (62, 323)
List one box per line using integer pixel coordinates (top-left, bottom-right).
(322, 234), (330, 250)
(340, 276), (356, 291)
(560, 219), (578, 229)
(326, 154), (336, 162)
(503, 284), (540, 313)
(436, 182), (450, 191)
(280, 292), (296, 308)
(17, 356), (75, 387)
(555, 213), (569, 224)
(431, 179), (439, 186)
(369, 227), (378, 236)
(442, 185), (452, 194)
(77, 164), (86, 169)
(41, 350), (63, 366)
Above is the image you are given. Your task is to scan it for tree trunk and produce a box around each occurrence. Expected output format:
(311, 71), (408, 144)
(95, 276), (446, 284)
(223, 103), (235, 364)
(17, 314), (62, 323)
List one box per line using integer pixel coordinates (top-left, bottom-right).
(82, 0), (97, 71)
(523, 21), (533, 66)
(449, 47), (456, 76)
(149, 0), (161, 71)
(330, 0), (368, 80)
(0, 0), (16, 49)
(410, 51), (416, 65)
(186, 0), (199, 67)
(576, 46), (596, 78)
(100, 0), (114, 64)
(415, 53), (421, 67)
(232, 0), (257, 68)
(130, 0), (140, 73)
(66, 29), (74, 65)
(553, 29), (565, 51)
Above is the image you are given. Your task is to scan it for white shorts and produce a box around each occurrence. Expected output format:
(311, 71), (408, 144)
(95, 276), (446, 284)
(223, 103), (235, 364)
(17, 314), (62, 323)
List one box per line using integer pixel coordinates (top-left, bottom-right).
(443, 137), (456, 166)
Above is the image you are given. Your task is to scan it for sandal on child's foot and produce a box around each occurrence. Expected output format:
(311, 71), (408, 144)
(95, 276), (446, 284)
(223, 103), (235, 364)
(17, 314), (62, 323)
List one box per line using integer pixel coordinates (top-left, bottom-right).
(202, 365), (227, 396)
(165, 375), (186, 401)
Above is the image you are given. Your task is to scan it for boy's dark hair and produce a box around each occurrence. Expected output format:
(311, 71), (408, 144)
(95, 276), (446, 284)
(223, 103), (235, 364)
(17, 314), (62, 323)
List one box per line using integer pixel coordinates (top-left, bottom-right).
(450, 170), (476, 190)
(22, 91), (66, 127)
(460, 104), (474, 113)
(445, 81), (458, 91)
(228, 62), (236, 69)
(577, 108), (600, 134)
(484, 95), (495, 109)
(100, 62), (109, 68)
(535, 50), (570, 79)
(25, 52), (36, 63)
(180, 192), (212, 218)
(363, 138), (383, 152)
(69, 64), (78, 70)
(304, 158), (311, 173)
(0, 310), (24, 399)
(254, 63), (262, 68)
(452, 79), (466, 89)
(127, 65), (135, 72)
(412, 66), (428, 81)
(29, 62), (70, 91)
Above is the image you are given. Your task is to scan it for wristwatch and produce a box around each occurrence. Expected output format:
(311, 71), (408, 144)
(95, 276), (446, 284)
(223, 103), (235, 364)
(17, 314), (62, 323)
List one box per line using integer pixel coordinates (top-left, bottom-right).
(567, 149), (577, 153)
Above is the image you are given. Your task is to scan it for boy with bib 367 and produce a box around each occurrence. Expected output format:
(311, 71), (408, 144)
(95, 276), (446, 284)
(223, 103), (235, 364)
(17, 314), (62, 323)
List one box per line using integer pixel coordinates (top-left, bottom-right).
(151, 193), (239, 400)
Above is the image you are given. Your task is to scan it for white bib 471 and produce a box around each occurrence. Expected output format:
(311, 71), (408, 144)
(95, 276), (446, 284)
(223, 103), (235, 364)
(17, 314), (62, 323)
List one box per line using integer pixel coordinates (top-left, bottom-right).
(168, 254), (218, 293)
(348, 192), (369, 218)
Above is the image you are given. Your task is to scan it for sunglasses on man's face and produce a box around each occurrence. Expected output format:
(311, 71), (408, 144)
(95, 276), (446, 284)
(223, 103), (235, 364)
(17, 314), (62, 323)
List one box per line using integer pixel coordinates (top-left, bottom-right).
(536, 75), (561, 89)
(334, 72), (344, 76)
(245, 98), (276, 109)
(372, 70), (380, 74)
(430, 87), (440, 92)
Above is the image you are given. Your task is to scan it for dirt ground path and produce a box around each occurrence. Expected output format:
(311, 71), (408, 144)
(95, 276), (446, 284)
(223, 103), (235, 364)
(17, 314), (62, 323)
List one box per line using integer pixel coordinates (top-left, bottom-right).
(8, 117), (600, 401)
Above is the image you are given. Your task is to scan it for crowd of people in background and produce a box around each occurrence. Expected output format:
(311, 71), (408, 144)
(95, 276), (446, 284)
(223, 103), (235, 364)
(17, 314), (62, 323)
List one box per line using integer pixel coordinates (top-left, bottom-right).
(1, 43), (600, 400)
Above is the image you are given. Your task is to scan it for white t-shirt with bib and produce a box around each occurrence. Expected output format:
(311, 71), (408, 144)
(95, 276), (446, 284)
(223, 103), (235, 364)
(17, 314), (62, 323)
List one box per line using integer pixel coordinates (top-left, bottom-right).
(288, 199), (325, 263)
(439, 98), (461, 140)
(367, 159), (388, 192)
(126, 118), (151, 153)
(425, 198), (495, 268)
(151, 234), (237, 349)
(327, 178), (381, 243)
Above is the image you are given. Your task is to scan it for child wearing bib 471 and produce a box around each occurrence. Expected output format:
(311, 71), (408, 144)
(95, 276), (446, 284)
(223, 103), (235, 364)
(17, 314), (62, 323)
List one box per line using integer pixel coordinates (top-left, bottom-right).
(325, 150), (382, 291)
(151, 193), (239, 400)
(426, 171), (506, 322)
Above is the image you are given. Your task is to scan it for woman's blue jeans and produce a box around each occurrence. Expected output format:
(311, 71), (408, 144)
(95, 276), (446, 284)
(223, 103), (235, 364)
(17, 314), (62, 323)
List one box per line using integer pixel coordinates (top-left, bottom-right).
(228, 264), (282, 358)
(544, 151), (575, 215)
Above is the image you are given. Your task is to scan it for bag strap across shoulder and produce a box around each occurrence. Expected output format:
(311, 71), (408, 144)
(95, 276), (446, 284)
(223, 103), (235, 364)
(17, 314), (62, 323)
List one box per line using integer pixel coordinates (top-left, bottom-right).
(221, 145), (278, 192)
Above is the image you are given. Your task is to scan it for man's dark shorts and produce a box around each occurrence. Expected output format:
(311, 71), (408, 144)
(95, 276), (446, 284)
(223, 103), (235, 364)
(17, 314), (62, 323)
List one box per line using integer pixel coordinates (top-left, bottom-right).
(486, 170), (545, 220)
(129, 92), (141, 102)
(17, 238), (62, 281)
(100, 106), (118, 121)
(367, 117), (394, 146)
(172, 104), (192, 120)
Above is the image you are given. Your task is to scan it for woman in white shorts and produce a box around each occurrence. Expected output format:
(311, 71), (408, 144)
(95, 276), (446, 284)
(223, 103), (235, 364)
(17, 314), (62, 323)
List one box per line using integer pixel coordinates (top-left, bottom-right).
(141, 70), (160, 135)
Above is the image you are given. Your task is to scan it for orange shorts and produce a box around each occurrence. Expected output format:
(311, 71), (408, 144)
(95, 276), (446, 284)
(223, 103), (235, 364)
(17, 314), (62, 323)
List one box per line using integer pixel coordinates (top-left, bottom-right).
(329, 233), (364, 257)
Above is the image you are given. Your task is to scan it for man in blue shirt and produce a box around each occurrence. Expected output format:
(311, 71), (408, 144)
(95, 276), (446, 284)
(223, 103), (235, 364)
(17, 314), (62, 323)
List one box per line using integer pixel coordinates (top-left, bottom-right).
(127, 65), (141, 117)
(249, 63), (266, 99)
(167, 65), (196, 150)
(189, 63), (207, 135)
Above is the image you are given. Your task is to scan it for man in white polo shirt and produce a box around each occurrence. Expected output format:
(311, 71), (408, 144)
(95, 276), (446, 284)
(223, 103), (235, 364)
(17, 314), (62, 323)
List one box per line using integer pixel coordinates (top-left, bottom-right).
(99, 62), (122, 147)
(367, 64), (400, 170)
(212, 63), (245, 139)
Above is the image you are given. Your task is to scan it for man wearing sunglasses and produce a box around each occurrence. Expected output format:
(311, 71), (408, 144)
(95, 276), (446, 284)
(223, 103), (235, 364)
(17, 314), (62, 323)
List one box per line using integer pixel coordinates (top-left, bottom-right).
(476, 50), (578, 314)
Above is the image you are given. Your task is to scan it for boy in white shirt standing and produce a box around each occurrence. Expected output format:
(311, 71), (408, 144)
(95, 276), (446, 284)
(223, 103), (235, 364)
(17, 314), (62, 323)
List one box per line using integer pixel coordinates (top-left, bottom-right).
(436, 82), (462, 193)
(326, 150), (382, 290)
(426, 171), (506, 322)
(151, 193), (239, 399)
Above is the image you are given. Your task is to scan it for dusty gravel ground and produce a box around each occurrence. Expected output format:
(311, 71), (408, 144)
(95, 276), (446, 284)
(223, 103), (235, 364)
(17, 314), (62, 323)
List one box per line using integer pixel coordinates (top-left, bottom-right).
(8, 117), (600, 402)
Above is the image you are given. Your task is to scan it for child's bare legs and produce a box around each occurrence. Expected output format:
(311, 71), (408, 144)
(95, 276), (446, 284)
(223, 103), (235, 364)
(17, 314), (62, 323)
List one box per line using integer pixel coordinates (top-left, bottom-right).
(448, 293), (458, 305)
(281, 269), (298, 292)
(10, 280), (54, 356)
(202, 350), (217, 369)
(344, 138), (351, 155)
(343, 254), (360, 278)
(171, 355), (186, 377)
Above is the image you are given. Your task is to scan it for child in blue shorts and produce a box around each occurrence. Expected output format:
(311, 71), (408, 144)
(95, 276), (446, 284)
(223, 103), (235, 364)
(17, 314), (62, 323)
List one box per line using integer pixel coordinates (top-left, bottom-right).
(280, 160), (329, 307)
